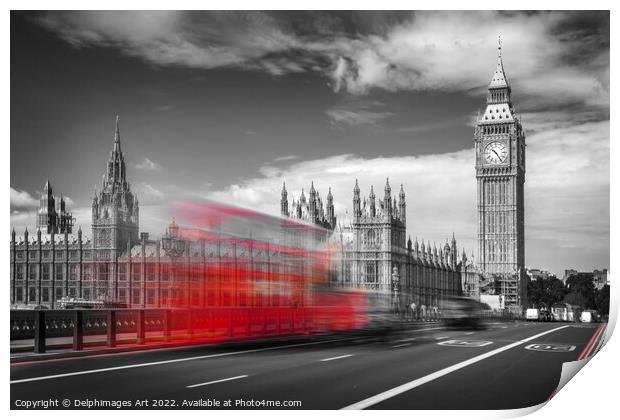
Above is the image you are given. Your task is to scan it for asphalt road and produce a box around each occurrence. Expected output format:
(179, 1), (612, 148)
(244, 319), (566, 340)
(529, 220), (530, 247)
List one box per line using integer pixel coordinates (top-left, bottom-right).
(10, 321), (602, 410)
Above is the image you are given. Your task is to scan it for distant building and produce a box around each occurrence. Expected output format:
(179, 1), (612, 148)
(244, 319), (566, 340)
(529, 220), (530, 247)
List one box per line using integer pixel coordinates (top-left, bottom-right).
(562, 269), (578, 283)
(593, 269), (609, 290)
(563, 268), (609, 290)
(480, 294), (504, 311)
(526, 267), (554, 281)
(36, 180), (73, 234)
(461, 251), (484, 300)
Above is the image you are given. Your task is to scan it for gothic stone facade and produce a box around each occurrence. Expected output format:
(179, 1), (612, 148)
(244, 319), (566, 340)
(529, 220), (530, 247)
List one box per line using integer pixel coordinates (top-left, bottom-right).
(280, 182), (336, 230)
(91, 116), (140, 260)
(11, 118), (145, 308)
(284, 179), (465, 309)
(10, 118), (324, 309)
(474, 42), (527, 309)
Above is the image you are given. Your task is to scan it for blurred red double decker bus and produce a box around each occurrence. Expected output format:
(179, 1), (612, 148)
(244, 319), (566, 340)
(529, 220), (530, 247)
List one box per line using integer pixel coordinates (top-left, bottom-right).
(153, 201), (369, 341)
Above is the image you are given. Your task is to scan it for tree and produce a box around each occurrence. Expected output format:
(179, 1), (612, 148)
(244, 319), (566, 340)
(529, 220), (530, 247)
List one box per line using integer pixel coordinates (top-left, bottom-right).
(564, 273), (596, 309)
(527, 275), (566, 308)
(594, 285), (610, 316)
(563, 291), (591, 309)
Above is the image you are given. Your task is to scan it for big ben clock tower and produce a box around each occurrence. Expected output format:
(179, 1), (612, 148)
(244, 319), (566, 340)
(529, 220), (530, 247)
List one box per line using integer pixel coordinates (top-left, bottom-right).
(475, 39), (526, 309)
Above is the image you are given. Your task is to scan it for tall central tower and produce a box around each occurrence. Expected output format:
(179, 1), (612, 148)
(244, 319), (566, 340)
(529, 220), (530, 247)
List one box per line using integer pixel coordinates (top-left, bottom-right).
(92, 116), (139, 259)
(474, 40), (526, 309)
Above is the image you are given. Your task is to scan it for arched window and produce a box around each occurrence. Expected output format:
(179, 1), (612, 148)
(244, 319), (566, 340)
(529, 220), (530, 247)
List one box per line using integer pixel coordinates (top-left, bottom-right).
(366, 229), (376, 246)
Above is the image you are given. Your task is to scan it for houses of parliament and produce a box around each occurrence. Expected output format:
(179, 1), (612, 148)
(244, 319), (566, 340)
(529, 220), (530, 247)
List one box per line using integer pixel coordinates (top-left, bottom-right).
(10, 42), (525, 311)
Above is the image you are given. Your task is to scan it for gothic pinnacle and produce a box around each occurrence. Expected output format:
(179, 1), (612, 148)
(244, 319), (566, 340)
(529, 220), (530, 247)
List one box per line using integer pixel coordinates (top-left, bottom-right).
(113, 115), (122, 154)
(497, 34), (502, 56)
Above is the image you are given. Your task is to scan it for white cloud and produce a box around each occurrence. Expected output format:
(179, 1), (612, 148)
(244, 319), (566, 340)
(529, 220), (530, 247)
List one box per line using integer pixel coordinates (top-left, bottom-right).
(10, 187), (38, 210)
(326, 12), (608, 110)
(326, 107), (394, 126)
(325, 99), (394, 126)
(138, 182), (164, 198)
(10, 197), (88, 235)
(209, 151), (476, 253)
(156, 104), (175, 112)
(71, 206), (93, 233)
(206, 119), (608, 274)
(273, 155), (298, 162)
(135, 157), (162, 171)
(36, 11), (608, 111)
(10, 188), (41, 233)
(37, 11), (302, 74)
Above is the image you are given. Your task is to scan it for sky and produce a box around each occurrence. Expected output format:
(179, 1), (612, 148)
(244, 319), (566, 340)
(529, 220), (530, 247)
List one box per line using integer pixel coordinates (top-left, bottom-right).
(10, 11), (610, 276)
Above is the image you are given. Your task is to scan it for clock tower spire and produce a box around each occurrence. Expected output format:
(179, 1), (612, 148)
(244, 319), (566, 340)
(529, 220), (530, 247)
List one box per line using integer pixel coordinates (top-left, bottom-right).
(474, 38), (526, 310)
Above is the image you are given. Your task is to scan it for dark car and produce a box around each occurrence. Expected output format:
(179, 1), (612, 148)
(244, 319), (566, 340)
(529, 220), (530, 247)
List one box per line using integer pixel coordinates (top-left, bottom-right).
(539, 309), (553, 322)
(442, 296), (486, 329)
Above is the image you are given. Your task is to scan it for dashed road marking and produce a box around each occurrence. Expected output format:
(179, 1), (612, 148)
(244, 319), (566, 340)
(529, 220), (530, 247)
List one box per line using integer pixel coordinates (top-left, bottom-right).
(394, 337), (419, 343)
(392, 343), (412, 348)
(10, 337), (353, 384)
(186, 375), (248, 388)
(437, 340), (493, 348)
(320, 354), (354, 362)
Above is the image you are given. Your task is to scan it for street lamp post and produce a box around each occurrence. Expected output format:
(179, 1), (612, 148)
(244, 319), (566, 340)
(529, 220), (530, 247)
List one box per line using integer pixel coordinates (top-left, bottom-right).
(392, 266), (401, 318)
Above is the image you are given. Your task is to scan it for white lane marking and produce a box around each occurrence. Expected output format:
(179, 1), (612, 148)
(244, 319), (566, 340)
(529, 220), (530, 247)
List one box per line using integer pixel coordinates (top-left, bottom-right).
(435, 336), (450, 340)
(10, 338), (352, 385)
(187, 375), (248, 389)
(392, 343), (412, 348)
(437, 340), (493, 348)
(394, 337), (417, 343)
(342, 325), (570, 410)
(320, 354), (354, 362)
(501, 326), (508, 329)
(464, 332), (475, 335)
(524, 344), (575, 352)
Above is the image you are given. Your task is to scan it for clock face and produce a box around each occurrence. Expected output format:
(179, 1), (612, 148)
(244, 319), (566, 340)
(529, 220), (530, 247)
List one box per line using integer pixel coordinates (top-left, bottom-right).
(97, 229), (111, 247)
(484, 142), (508, 164)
